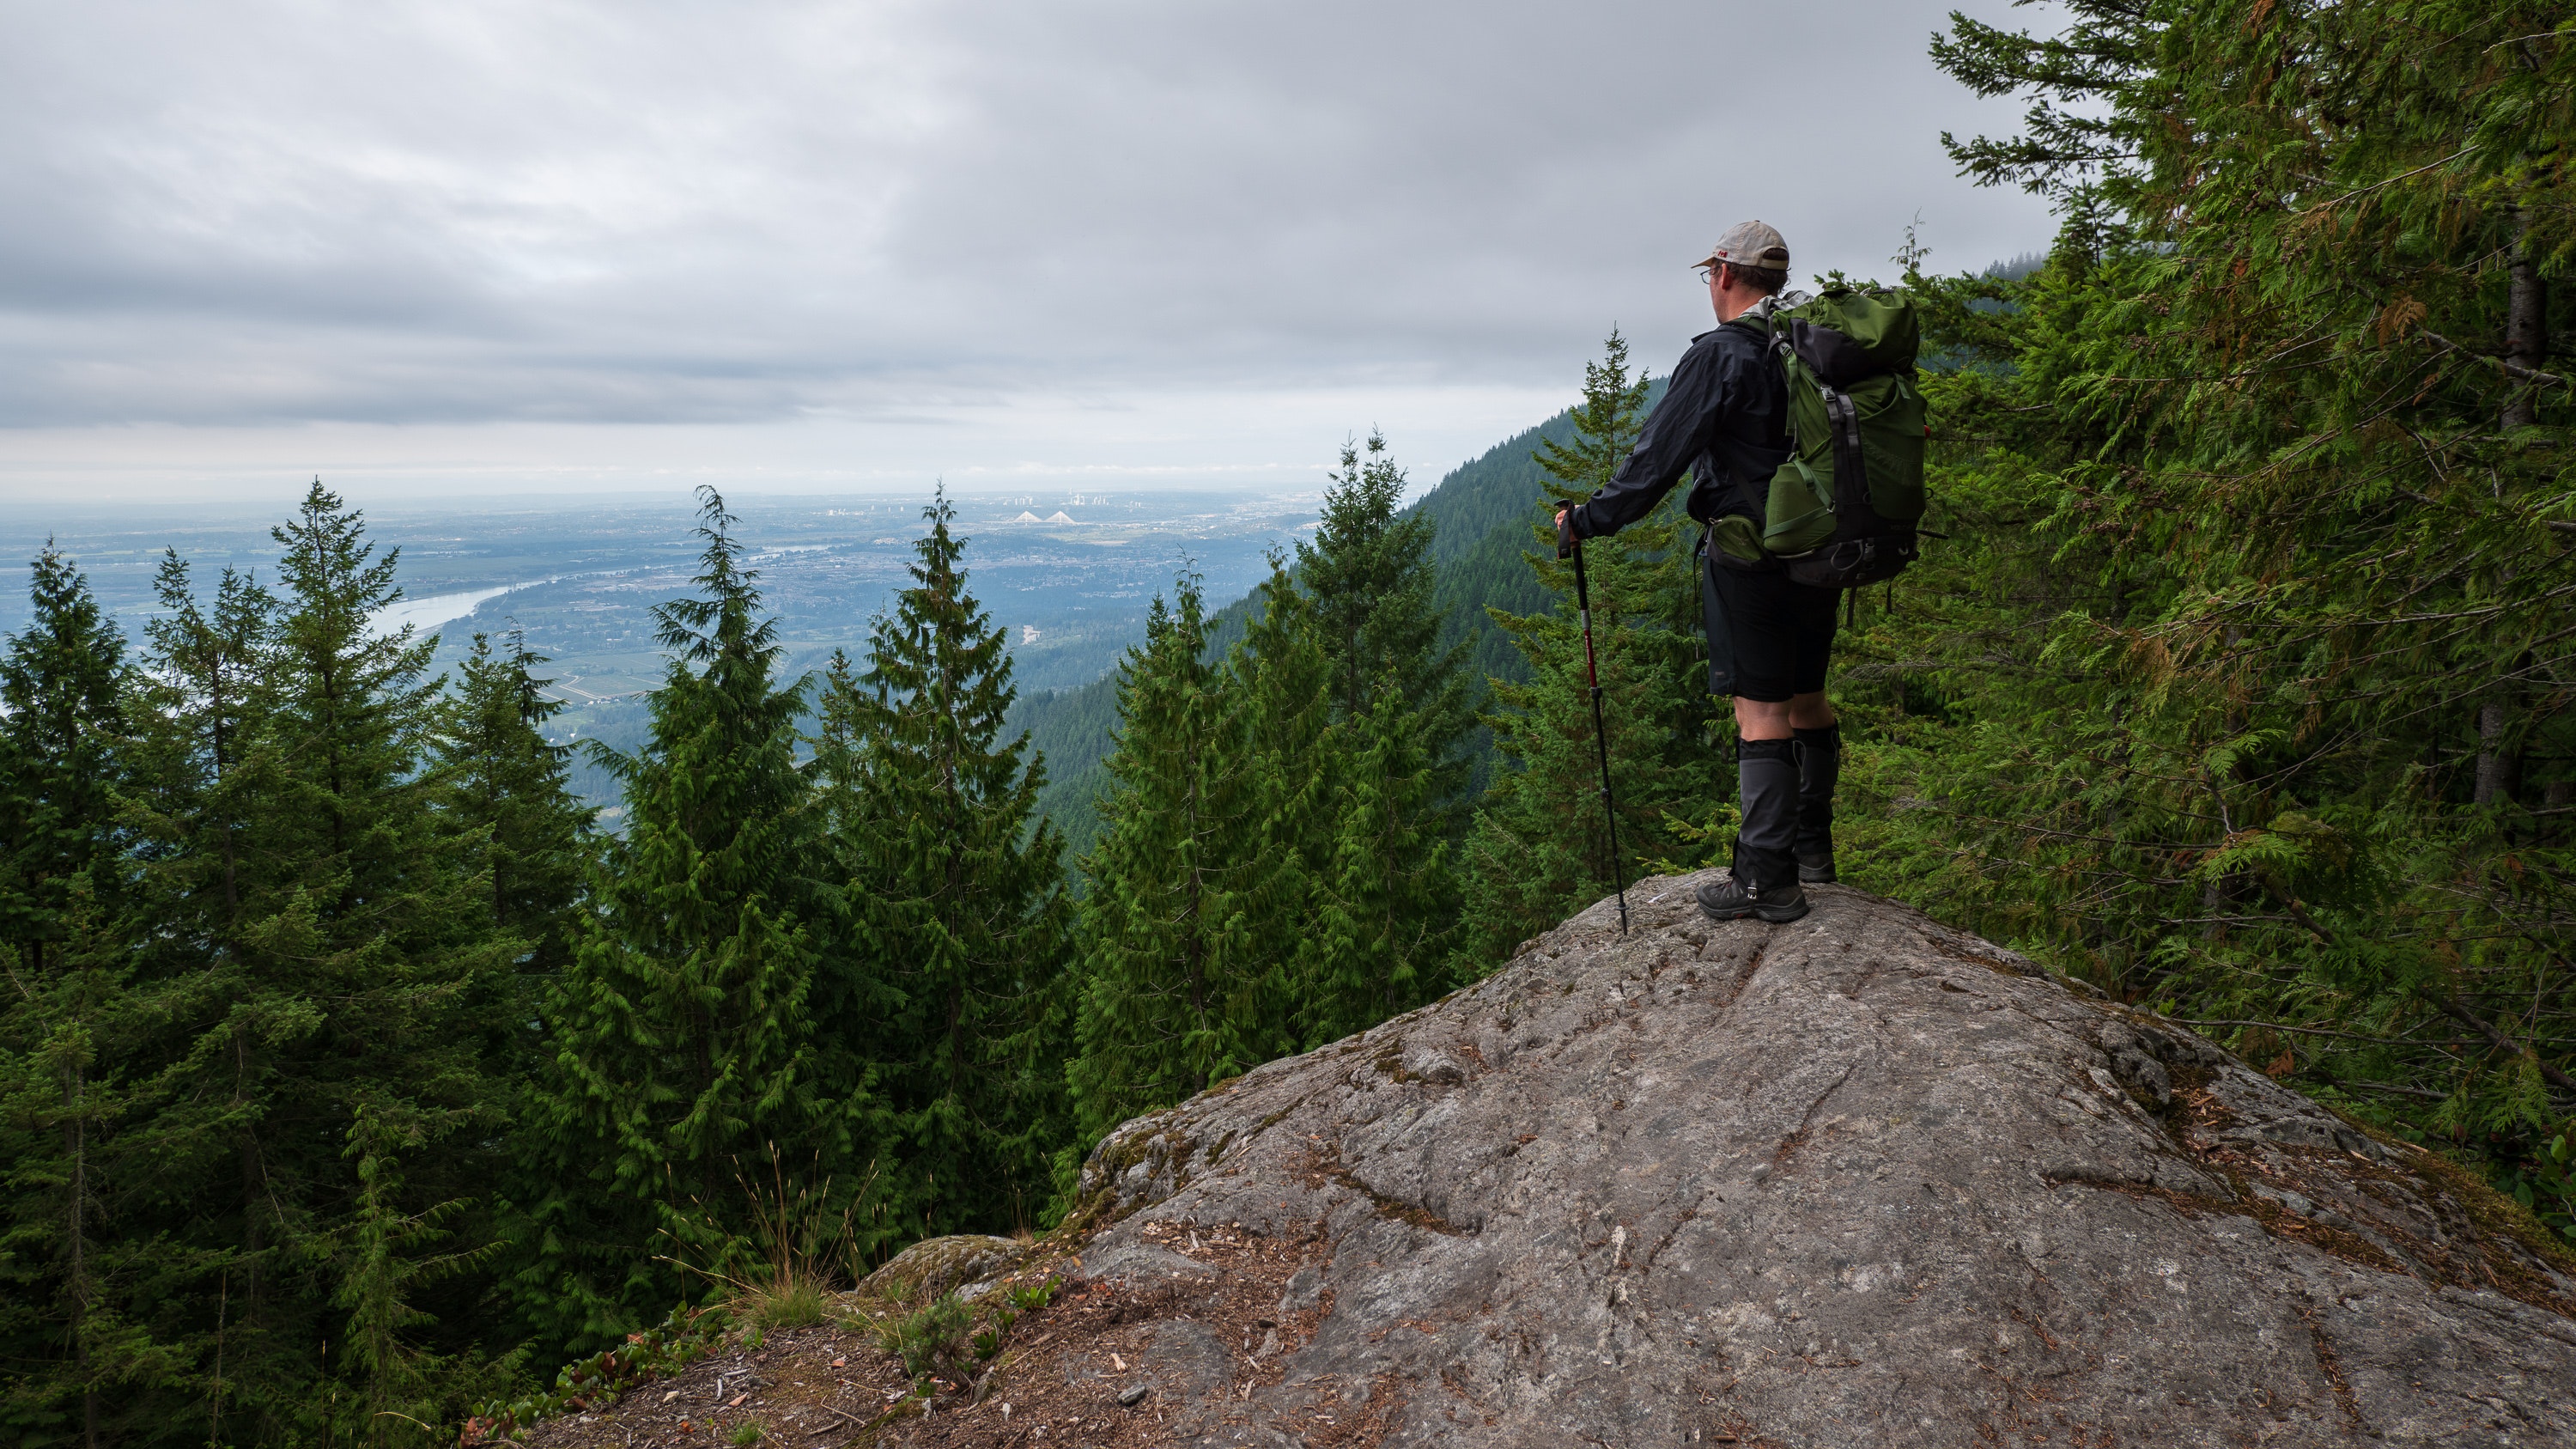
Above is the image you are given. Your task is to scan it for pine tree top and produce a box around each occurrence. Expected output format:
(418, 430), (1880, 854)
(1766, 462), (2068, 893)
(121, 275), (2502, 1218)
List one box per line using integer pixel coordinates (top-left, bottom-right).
(1533, 328), (1651, 500)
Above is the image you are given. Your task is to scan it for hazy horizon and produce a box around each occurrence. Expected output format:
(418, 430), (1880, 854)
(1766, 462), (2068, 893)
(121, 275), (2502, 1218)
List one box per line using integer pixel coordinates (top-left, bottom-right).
(1, 0), (2064, 505)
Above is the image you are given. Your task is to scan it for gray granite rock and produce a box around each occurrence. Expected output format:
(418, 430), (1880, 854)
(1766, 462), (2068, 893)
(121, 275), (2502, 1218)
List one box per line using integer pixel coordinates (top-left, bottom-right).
(1061, 874), (2576, 1447)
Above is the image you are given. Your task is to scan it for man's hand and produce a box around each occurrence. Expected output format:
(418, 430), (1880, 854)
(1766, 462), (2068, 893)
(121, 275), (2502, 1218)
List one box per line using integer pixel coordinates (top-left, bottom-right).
(1554, 507), (1577, 560)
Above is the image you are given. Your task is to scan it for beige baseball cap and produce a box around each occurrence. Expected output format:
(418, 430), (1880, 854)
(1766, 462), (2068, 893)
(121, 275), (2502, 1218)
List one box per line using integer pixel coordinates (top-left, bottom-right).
(1694, 219), (1790, 273)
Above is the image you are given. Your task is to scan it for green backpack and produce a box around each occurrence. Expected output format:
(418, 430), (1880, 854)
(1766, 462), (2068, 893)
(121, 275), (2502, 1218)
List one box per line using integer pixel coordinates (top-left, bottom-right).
(1722, 286), (1928, 588)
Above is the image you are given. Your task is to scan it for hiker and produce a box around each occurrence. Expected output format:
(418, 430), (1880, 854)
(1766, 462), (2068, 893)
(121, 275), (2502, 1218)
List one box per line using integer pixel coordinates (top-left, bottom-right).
(1555, 220), (1834, 926)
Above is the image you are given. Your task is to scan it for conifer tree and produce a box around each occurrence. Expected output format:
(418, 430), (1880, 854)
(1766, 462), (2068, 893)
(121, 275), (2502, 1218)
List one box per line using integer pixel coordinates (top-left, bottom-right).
(1297, 435), (1474, 811)
(814, 490), (1072, 1237)
(1457, 332), (1723, 972)
(0, 548), (187, 1449)
(0, 542), (129, 977)
(0, 876), (192, 1449)
(129, 551), (279, 936)
(437, 628), (593, 977)
(1309, 685), (1458, 1044)
(35, 488), (520, 1442)
(515, 487), (869, 1348)
(331, 1105), (492, 1448)
(110, 549), (285, 1447)
(204, 480), (514, 1437)
(1847, 0), (2576, 1225)
(1069, 575), (1287, 1142)
(1284, 436), (1473, 1034)
(1224, 562), (1341, 1046)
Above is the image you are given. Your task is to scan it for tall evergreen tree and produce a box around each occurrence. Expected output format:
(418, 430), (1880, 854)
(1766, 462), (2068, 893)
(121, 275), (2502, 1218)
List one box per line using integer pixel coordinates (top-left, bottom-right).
(513, 488), (870, 1350)
(331, 1105), (498, 1449)
(1069, 444), (1483, 1105)
(1297, 435), (1475, 809)
(129, 552), (278, 937)
(218, 481), (513, 1440)
(1457, 332), (1724, 971)
(1309, 683), (1458, 1044)
(1283, 435), (1475, 1034)
(434, 625), (598, 1320)
(0, 547), (188, 1449)
(111, 550), (285, 1449)
(813, 490), (1072, 1238)
(0, 874), (193, 1449)
(1069, 575), (1287, 1142)
(436, 628), (593, 977)
(1225, 563), (1343, 1047)
(0, 542), (129, 977)
(55, 487), (522, 1445)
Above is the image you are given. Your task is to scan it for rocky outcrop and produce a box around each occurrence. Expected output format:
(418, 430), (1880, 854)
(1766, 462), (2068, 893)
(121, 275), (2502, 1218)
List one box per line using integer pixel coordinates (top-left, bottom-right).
(1052, 875), (2576, 1446)
(863, 1235), (1032, 1303)
(513, 876), (2576, 1449)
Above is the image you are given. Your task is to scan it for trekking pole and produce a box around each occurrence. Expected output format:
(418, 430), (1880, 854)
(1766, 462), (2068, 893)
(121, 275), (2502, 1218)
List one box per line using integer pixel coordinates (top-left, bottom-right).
(1558, 525), (1631, 933)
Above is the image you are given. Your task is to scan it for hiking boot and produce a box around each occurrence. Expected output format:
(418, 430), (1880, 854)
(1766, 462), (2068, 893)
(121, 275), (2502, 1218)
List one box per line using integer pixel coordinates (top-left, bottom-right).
(1797, 852), (1838, 885)
(1725, 736), (1805, 916)
(1697, 874), (1809, 924)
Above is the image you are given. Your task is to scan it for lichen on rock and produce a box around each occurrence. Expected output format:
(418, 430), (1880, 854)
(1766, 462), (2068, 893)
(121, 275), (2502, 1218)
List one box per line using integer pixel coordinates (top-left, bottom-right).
(860, 1233), (1030, 1304)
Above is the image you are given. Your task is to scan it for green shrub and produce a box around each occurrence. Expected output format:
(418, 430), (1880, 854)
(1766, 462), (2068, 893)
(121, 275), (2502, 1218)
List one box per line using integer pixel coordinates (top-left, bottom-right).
(875, 1294), (974, 1380)
(1001, 1278), (1060, 1312)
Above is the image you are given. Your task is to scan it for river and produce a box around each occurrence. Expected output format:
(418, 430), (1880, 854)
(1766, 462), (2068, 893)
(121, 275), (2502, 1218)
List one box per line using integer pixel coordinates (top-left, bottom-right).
(370, 585), (513, 637)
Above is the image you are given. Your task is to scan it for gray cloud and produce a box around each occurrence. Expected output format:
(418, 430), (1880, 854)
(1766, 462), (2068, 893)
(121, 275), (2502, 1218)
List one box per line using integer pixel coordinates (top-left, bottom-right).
(0, 0), (2060, 435)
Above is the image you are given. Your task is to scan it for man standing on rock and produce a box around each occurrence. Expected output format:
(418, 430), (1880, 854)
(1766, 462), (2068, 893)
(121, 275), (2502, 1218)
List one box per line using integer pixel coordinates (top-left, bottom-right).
(1555, 220), (1835, 926)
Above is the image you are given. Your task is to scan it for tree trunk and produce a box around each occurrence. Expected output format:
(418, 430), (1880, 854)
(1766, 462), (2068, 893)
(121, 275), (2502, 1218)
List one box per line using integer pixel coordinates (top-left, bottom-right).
(214, 690), (239, 916)
(2476, 698), (2520, 806)
(2505, 211), (2549, 429)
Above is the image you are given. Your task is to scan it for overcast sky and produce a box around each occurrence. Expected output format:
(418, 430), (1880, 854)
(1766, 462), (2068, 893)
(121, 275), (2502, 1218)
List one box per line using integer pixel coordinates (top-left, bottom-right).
(0, 0), (2063, 506)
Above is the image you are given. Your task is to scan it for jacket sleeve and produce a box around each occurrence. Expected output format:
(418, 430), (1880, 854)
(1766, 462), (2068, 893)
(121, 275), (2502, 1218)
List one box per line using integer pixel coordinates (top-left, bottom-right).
(1570, 338), (1721, 540)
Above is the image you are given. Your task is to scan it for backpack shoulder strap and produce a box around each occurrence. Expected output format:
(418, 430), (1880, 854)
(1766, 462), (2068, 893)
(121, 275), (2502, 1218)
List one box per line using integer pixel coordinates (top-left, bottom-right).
(1756, 299), (1864, 505)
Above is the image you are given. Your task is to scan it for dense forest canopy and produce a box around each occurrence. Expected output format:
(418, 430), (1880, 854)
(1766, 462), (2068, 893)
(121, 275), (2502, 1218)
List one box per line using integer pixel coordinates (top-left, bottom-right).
(4, 3), (2575, 1443)
(1872, 0), (2576, 1216)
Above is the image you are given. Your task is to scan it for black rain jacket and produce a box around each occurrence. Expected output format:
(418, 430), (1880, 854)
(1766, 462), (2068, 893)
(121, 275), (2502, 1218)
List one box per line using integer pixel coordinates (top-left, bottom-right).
(1566, 315), (1790, 542)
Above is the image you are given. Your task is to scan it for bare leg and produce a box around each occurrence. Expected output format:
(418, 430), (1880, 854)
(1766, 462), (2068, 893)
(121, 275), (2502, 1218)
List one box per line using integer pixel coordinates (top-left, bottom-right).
(1734, 691), (1835, 740)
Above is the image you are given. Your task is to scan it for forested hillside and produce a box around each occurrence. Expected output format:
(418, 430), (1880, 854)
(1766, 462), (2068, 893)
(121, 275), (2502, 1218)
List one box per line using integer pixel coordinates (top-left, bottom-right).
(1005, 385), (1667, 854)
(1408, 388), (1643, 690)
(4, 3), (2573, 1444)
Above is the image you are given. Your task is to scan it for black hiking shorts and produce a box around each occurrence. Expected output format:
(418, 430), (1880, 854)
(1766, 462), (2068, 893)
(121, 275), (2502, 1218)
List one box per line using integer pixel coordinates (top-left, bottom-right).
(1702, 552), (1838, 703)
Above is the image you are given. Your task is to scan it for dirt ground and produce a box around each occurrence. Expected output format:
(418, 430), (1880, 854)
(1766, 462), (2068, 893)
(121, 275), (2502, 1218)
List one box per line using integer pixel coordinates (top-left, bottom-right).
(501, 1215), (1379, 1449)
